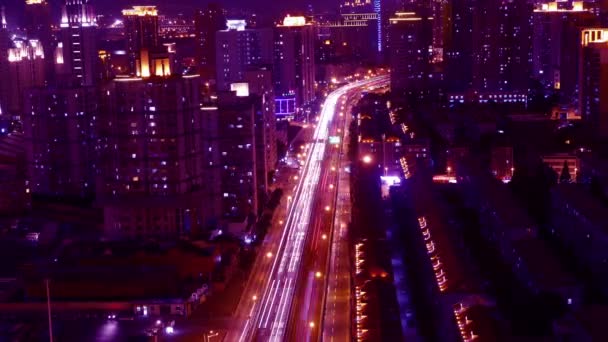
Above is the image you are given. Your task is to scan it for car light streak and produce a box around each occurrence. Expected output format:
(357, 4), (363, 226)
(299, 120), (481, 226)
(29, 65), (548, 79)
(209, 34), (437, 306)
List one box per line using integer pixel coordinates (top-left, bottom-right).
(238, 75), (388, 342)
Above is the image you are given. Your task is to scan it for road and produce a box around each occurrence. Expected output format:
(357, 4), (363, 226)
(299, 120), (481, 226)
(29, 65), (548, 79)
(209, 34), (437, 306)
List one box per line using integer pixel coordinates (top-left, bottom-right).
(226, 75), (389, 342)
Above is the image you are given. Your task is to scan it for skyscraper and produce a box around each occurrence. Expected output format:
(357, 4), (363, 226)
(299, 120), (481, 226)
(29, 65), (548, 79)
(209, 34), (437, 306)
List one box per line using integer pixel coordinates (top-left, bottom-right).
(215, 20), (273, 91)
(389, 12), (434, 105)
(532, 1), (596, 103)
(195, 4), (226, 80)
(24, 0), (54, 84)
(217, 89), (258, 221)
(58, 0), (98, 86)
(7, 39), (46, 114)
(122, 6), (160, 74)
(445, 0), (532, 94)
(274, 16), (316, 111)
(471, 0), (532, 93)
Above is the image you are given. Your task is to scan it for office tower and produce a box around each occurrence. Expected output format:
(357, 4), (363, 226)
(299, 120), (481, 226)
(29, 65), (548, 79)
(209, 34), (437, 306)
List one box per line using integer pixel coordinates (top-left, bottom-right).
(58, 0), (98, 86)
(215, 20), (273, 91)
(389, 12), (433, 104)
(98, 71), (220, 237)
(24, 0), (54, 84)
(579, 28), (608, 138)
(122, 6), (160, 74)
(195, 4), (226, 80)
(7, 39), (46, 114)
(23, 86), (97, 199)
(532, 1), (596, 103)
(274, 16), (316, 111)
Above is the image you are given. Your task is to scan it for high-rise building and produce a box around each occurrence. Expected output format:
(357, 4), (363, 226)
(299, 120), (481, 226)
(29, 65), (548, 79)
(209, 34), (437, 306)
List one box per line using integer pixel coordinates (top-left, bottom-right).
(445, 0), (532, 94)
(195, 4), (226, 80)
(217, 89), (258, 221)
(389, 12), (434, 104)
(579, 28), (608, 138)
(274, 16), (316, 111)
(58, 0), (98, 86)
(315, 13), (380, 66)
(532, 1), (596, 103)
(23, 86), (97, 199)
(122, 6), (160, 74)
(472, 0), (532, 93)
(215, 20), (273, 91)
(445, 0), (475, 92)
(7, 39), (46, 114)
(245, 69), (278, 197)
(24, 0), (54, 84)
(98, 72), (220, 237)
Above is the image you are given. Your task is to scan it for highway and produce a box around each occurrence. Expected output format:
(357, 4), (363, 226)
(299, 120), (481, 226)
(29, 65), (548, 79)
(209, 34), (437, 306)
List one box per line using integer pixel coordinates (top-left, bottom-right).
(227, 75), (389, 342)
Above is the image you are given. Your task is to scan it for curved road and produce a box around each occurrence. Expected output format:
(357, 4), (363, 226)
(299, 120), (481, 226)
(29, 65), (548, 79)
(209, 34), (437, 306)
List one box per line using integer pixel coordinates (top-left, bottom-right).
(226, 75), (389, 342)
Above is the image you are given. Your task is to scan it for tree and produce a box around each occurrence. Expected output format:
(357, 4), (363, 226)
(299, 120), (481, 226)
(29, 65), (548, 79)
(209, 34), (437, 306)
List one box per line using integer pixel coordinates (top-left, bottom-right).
(559, 160), (572, 184)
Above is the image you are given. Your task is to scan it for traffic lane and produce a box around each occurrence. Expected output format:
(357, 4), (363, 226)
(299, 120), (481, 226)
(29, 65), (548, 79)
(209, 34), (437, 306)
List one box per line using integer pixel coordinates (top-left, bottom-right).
(227, 165), (304, 341)
(287, 129), (345, 341)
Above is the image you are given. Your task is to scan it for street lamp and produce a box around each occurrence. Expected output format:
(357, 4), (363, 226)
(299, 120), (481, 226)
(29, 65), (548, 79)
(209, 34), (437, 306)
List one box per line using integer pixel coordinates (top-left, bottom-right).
(362, 155), (372, 164)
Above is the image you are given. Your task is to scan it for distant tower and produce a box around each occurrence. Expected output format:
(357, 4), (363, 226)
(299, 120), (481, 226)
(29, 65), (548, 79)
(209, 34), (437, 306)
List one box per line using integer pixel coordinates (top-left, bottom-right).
(274, 16), (316, 110)
(122, 6), (160, 74)
(195, 4), (226, 80)
(24, 0), (54, 83)
(58, 0), (98, 86)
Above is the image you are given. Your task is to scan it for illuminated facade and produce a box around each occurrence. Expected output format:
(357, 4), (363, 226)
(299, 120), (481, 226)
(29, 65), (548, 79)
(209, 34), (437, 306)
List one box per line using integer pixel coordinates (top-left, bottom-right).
(7, 39), (45, 114)
(98, 74), (220, 236)
(58, 0), (98, 86)
(274, 16), (316, 109)
(122, 6), (160, 74)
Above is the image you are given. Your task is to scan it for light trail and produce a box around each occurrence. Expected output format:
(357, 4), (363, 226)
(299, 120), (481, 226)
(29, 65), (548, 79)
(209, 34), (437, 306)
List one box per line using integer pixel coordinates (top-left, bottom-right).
(237, 76), (388, 341)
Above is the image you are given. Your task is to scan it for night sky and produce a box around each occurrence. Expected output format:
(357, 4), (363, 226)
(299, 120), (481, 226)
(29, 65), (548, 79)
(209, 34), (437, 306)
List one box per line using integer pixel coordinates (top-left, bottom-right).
(0, 0), (333, 25)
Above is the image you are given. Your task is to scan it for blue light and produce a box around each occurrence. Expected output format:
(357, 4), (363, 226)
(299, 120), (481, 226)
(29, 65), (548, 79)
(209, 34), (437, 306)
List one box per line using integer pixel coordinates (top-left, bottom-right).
(374, 0), (382, 52)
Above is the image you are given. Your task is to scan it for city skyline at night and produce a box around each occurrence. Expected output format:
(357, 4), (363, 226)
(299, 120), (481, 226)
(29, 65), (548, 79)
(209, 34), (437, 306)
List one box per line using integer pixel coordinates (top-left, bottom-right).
(1, 0), (608, 341)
